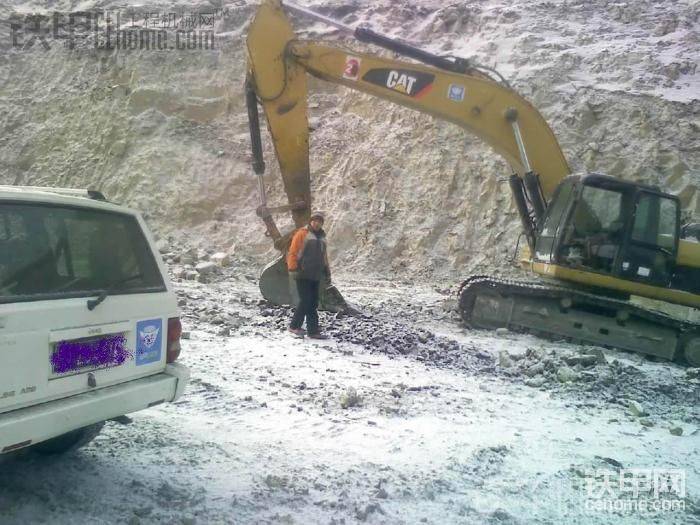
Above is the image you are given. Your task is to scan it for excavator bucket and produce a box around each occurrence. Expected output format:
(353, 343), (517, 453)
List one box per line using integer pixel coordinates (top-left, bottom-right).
(259, 256), (350, 313)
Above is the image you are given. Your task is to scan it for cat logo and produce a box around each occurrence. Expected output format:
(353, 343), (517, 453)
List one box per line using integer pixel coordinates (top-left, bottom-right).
(362, 68), (434, 98)
(386, 70), (417, 94)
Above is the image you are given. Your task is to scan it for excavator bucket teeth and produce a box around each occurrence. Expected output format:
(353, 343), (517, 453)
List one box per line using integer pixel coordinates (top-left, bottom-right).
(259, 256), (350, 313)
(319, 283), (350, 313)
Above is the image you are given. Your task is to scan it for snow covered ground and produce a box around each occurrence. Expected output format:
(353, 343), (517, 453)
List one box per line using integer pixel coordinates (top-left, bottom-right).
(1, 276), (698, 524)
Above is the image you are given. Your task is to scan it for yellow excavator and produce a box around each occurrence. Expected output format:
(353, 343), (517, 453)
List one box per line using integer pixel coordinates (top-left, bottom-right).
(245, 0), (700, 365)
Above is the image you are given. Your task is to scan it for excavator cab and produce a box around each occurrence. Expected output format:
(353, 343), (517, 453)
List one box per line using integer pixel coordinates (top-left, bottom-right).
(535, 174), (680, 289)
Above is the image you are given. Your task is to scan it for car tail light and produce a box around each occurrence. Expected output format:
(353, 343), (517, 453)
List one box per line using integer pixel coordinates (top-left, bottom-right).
(166, 317), (182, 363)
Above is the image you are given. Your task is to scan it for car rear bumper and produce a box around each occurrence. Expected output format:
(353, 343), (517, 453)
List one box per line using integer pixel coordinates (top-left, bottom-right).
(0, 363), (189, 453)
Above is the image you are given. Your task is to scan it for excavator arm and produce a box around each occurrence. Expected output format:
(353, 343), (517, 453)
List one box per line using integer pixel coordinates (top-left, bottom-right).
(246, 0), (570, 212)
(294, 43), (570, 195)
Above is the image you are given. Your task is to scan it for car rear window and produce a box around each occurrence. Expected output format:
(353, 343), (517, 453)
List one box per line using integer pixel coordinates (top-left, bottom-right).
(0, 201), (165, 303)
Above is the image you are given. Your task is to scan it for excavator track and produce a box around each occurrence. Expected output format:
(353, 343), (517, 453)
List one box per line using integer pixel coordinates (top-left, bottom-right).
(458, 275), (700, 366)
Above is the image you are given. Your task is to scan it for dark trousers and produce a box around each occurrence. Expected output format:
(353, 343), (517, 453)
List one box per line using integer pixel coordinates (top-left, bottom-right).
(290, 278), (320, 334)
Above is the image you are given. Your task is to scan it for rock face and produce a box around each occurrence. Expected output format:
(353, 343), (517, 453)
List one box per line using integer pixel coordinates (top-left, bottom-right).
(0, 0), (697, 280)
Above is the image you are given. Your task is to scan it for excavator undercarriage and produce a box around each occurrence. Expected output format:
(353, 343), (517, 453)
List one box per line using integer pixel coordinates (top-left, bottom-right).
(459, 276), (700, 366)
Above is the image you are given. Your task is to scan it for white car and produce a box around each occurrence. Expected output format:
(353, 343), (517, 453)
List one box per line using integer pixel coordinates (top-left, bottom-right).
(0, 186), (189, 455)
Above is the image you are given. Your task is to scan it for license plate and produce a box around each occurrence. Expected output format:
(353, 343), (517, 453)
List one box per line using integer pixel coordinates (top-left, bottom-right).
(51, 333), (130, 378)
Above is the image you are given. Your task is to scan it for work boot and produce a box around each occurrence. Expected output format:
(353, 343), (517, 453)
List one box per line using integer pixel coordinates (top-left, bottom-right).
(289, 327), (305, 338)
(308, 332), (329, 340)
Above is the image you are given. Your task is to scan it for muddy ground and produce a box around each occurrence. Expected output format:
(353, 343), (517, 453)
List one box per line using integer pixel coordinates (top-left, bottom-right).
(1, 269), (699, 524)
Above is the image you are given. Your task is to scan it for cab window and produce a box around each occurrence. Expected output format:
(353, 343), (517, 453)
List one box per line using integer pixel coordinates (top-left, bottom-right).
(574, 186), (624, 237)
(631, 193), (678, 251)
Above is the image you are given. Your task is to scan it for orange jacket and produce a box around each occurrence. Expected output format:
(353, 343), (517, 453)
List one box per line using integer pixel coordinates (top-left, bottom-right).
(287, 226), (329, 278)
(286, 227), (309, 272)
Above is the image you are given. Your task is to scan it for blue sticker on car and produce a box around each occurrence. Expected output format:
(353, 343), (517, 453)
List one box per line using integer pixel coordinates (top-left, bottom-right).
(135, 319), (162, 365)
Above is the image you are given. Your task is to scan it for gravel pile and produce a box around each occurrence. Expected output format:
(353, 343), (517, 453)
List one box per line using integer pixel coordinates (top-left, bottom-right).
(496, 343), (700, 423)
(253, 302), (495, 374)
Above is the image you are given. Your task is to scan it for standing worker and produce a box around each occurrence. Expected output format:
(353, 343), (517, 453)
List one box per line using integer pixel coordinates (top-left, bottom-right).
(287, 211), (331, 339)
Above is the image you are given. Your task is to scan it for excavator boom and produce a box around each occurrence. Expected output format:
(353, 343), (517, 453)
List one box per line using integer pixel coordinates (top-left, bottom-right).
(246, 0), (569, 202)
